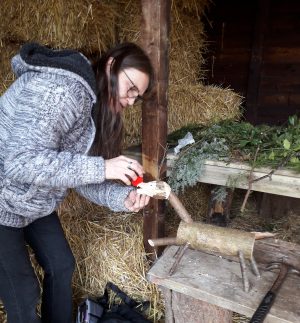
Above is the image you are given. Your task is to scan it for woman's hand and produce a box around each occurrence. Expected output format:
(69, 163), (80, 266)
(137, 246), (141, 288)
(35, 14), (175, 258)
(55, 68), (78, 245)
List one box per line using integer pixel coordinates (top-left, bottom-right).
(124, 190), (150, 212)
(105, 155), (144, 185)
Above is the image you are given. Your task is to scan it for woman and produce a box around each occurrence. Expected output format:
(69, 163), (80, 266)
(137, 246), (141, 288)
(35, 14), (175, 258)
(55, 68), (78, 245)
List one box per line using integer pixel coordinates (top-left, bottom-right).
(0, 42), (154, 323)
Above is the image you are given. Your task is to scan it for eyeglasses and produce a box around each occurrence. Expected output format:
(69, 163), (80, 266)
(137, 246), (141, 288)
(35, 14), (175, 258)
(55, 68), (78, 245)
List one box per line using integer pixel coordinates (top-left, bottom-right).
(123, 70), (144, 103)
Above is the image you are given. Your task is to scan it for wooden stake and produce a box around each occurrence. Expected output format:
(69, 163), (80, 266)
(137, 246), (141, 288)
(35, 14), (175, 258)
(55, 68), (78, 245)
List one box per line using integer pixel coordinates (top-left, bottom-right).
(252, 231), (276, 240)
(250, 256), (261, 278)
(168, 192), (193, 223)
(169, 243), (190, 276)
(238, 250), (250, 292)
(148, 237), (179, 247)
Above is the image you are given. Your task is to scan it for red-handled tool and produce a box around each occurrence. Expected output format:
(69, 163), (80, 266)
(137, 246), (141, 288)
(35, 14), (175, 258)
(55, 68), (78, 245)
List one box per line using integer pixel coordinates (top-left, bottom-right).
(131, 176), (143, 187)
(134, 180), (193, 223)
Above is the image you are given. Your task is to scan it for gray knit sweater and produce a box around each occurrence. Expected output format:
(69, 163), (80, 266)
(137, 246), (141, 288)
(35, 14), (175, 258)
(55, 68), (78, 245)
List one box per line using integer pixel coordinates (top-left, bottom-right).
(0, 43), (133, 227)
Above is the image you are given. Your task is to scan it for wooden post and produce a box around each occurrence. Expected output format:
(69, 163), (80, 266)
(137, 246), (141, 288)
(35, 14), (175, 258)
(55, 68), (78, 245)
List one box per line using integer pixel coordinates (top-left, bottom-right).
(141, 0), (171, 256)
(245, 0), (270, 124)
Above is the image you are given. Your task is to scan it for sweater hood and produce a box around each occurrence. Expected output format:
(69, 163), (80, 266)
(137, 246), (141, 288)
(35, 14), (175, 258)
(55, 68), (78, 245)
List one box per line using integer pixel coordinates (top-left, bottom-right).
(11, 42), (97, 103)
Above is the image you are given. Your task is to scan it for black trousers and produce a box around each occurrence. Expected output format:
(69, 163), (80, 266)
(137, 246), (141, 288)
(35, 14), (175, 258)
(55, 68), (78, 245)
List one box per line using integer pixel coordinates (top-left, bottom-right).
(0, 212), (75, 323)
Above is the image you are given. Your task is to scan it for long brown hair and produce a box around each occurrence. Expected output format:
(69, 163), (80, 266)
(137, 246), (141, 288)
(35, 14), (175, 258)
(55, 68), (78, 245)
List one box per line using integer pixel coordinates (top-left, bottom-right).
(90, 43), (154, 158)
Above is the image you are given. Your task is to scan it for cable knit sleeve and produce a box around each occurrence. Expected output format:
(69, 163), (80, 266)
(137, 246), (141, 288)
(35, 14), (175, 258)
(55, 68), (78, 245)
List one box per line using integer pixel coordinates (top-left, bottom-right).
(76, 182), (135, 212)
(3, 74), (105, 188)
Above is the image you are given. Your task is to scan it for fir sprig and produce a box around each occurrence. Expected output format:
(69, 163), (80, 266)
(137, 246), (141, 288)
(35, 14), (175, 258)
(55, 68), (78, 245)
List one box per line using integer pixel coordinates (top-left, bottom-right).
(168, 115), (300, 193)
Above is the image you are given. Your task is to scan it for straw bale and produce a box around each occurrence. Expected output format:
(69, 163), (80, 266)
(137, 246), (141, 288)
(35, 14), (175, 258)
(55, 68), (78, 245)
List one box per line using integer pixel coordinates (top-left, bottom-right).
(116, 0), (209, 84)
(122, 104), (142, 147)
(58, 190), (164, 322)
(0, 305), (6, 323)
(0, 41), (20, 95)
(168, 83), (242, 133)
(172, 0), (211, 19)
(0, 0), (119, 54)
(169, 12), (207, 84)
(123, 84), (243, 147)
(115, 0), (142, 44)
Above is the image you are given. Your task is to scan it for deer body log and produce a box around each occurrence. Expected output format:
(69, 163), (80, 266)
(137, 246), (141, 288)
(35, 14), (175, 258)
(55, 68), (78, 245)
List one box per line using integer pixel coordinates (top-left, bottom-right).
(177, 221), (255, 260)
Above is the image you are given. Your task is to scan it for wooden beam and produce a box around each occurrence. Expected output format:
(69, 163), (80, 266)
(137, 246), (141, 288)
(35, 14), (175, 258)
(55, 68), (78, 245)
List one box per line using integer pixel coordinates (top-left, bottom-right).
(141, 0), (171, 255)
(245, 0), (270, 124)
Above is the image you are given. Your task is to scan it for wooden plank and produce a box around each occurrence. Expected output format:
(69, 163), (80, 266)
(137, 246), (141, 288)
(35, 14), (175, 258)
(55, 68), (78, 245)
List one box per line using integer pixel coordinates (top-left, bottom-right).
(195, 162), (300, 198)
(125, 147), (300, 198)
(140, 0), (171, 255)
(259, 94), (300, 106)
(167, 156), (300, 198)
(259, 82), (300, 93)
(257, 106), (300, 122)
(147, 243), (300, 322)
(267, 34), (300, 47)
(256, 192), (300, 218)
(264, 47), (300, 64)
(169, 291), (232, 323)
(218, 48), (251, 62)
(262, 63), (300, 78)
(270, 1), (300, 14)
(254, 239), (300, 271)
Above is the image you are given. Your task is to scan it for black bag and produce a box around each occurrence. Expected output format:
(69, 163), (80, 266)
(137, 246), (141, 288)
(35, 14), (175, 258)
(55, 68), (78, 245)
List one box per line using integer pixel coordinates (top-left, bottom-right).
(76, 298), (104, 323)
(76, 282), (152, 323)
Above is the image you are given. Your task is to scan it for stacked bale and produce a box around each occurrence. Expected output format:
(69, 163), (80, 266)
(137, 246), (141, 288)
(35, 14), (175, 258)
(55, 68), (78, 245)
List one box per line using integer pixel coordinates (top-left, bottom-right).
(117, 0), (208, 84)
(0, 0), (119, 94)
(0, 0), (119, 54)
(168, 84), (243, 133)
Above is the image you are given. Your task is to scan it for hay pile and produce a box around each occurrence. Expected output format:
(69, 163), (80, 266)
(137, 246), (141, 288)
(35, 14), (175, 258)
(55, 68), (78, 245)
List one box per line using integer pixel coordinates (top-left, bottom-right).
(123, 84), (242, 147)
(0, 188), (164, 322)
(0, 41), (19, 95)
(58, 190), (163, 321)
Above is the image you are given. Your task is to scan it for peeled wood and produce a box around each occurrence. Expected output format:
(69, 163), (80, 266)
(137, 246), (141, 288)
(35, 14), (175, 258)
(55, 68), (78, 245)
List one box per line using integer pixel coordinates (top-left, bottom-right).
(168, 192), (194, 223)
(252, 231), (276, 240)
(148, 237), (178, 247)
(177, 221), (255, 260)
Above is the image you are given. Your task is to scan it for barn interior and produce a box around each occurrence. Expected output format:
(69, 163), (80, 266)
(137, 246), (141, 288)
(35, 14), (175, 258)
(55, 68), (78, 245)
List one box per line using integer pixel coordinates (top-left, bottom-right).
(1, 0), (300, 322)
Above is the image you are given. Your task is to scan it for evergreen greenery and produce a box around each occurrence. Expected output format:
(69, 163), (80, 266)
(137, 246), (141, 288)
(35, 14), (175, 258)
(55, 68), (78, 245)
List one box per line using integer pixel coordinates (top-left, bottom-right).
(168, 115), (300, 193)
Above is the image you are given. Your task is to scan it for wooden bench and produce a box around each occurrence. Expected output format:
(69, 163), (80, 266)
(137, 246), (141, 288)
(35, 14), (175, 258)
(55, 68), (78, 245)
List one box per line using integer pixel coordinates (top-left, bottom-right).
(125, 146), (300, 198)
(167, 159), (300, 199)
(147, 239), (300, 323)
(169, 158), (300, 218)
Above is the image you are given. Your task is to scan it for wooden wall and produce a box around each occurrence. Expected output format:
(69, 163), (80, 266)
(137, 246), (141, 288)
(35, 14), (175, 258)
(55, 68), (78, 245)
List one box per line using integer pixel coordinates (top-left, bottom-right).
(203, 0), (300, 125)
